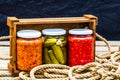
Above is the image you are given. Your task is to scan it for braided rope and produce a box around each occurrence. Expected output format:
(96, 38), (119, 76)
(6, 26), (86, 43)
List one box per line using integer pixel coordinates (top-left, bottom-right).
(116, 64), (120, 74)
(95, 33), (111, 59)
(0, 72), (12, 77)
(30, 64), (70, 80)
(0, 56), (12, 60)
(68, 62), (101, 80)
(19, 72), (32, 80)
(0, 36), (11, 40)
(46, 69), (68, 75)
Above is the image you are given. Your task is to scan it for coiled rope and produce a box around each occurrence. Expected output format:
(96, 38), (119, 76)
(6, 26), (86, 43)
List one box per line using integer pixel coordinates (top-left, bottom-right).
(0, 34), (120, 80)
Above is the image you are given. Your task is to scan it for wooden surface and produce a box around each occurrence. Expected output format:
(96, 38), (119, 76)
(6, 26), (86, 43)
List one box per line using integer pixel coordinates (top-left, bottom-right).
(0, 41), (120, 79)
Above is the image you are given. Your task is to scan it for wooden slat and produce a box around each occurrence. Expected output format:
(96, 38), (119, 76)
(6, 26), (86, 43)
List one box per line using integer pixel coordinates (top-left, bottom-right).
(96, 41), (120, 46)
(7, 17), (19, 28)
(96, 46), (119, 52)
(0, 41), (10, 46)
(0, 60), (9, 69)
(18, 17), (92, 24)
(0, 47), (9, 57)
(96, 52), (106, 55)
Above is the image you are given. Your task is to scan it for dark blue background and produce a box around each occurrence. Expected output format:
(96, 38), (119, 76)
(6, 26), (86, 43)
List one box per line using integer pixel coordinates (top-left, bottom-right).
(0, 0), (120, 40)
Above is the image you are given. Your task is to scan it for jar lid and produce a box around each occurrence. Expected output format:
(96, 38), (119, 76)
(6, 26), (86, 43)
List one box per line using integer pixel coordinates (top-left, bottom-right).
(42, 28), (66, 36)
(17, 30), (41, 38)
(69, 29), (93, 35)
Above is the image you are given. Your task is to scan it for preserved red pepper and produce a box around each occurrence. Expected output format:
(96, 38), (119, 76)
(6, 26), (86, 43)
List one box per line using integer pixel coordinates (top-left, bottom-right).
(17, 30), (42, 71)
(68, 29), (94, 66)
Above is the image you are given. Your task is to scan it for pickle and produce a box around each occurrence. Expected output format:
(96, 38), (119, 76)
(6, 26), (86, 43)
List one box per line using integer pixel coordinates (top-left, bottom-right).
(43, 48), (52, 64)
(48, 50), (59, 64)
(59, 36), (65, 40)
(48, 36), (56, 39)
(51, 45), (65, 64)
(56, 39), (62, 46)
(56, 40), (67, 47)
(62, 41), (67, 47)
(61, 47), (67, 64)
(44, 38), (57, 47)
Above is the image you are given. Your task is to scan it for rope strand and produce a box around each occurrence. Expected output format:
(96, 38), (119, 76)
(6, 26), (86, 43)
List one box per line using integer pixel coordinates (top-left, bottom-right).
(96, 33), (111, 59)
(0, 36), (11, 40)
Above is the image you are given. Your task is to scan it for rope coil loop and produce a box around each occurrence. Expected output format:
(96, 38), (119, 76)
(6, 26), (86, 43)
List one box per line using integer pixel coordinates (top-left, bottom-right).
(0, 36), (11, 40)
(30, 64), (70, 80)
(68, 62), (101, 80)
(0, 56), (12, 60)
(95, 33), (111, 59)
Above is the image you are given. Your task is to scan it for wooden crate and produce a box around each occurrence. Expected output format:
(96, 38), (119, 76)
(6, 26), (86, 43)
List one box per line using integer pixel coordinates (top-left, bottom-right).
(7, 14), (98, 75)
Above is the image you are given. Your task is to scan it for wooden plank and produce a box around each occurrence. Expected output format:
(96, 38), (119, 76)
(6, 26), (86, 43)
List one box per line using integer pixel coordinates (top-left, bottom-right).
(0, 41), (10, 46)
(18, 17), (92, 25)
(0, 60), (9, 69)
(0, 71), (11, 74)
(7, 17), (19, 28)
(96, 41), (120, 46)
(96, 51), (109, 55)
(96, 46), (119, 52)
(0, 47), (9, 57)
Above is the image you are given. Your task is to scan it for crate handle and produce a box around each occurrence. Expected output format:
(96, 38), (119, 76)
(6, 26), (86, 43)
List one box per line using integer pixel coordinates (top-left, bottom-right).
(96, 33), (111, 59)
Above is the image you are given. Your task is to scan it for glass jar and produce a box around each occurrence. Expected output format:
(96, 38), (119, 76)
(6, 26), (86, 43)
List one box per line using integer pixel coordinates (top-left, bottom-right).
(17, 30), (42, 71)
(68, 29), (95, 66)
(42, 28), (67, 64)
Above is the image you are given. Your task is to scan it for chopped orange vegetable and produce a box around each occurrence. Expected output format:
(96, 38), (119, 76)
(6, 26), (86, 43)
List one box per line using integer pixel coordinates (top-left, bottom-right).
(17, 38), (42, 71)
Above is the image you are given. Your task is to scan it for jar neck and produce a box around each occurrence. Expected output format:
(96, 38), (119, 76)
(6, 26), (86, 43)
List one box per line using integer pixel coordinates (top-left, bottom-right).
(18, 37), (39, 40)
(70, 34), (92, 36)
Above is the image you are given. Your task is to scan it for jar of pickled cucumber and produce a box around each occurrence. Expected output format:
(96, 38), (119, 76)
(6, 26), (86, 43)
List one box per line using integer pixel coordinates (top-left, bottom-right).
(17, 30), (42, 71)
(68, 29), (95, 66)
(42, 28), (67, 64)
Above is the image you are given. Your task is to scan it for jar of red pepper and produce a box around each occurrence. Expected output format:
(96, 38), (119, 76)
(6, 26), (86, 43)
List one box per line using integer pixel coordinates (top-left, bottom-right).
(68, 28), (95, 66)
(17, 30), (42, 71)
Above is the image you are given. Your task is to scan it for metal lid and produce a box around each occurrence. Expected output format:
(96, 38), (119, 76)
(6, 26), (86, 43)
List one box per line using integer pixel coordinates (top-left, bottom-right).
(17, 30), (41, 38)
(42, 28), (66, 36)
(69, 28), (93, 35)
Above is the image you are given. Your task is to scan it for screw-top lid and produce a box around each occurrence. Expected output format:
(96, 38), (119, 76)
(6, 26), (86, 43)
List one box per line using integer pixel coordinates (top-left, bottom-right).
(69, 28), (93, 35)
(17, 30), (41, 38)
(42, 28), (66, 36)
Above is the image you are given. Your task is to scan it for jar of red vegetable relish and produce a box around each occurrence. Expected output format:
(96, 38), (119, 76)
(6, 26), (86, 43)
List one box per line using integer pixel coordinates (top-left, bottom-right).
(17, 30), (42, 71)
(68, 29), (94, 66)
